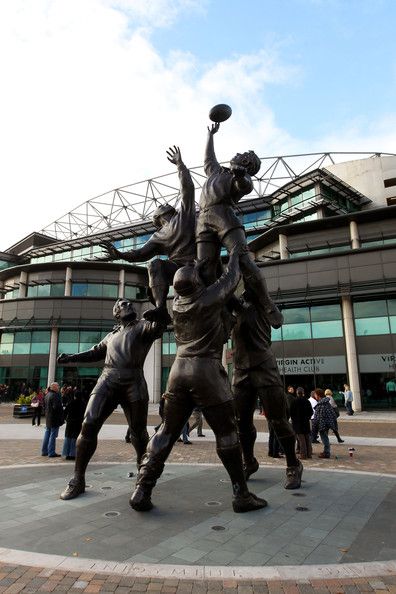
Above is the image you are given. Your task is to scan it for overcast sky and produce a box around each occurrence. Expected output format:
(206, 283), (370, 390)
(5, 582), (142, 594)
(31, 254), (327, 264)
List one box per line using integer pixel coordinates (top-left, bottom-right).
(1, 0), (396, 250)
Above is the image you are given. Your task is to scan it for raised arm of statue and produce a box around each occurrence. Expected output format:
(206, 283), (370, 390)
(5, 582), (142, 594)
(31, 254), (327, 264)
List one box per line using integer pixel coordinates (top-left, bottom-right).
(57, 338), (108, 364)
(166, 146), (195, 214)
(204, 122), (220, 177)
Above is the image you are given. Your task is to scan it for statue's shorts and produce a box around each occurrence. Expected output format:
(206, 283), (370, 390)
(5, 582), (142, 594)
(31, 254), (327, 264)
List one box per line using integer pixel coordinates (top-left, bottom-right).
(196, 204), (244, 243)
(166, 356), (233, 408)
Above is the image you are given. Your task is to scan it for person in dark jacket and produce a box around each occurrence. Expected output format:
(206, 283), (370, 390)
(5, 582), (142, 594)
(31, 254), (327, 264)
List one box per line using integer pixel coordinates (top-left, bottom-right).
(311, 388), (338, 459)
(41, 382), (64, 458)
(62, 387), (88, 460)
(289, 387), (313, 460)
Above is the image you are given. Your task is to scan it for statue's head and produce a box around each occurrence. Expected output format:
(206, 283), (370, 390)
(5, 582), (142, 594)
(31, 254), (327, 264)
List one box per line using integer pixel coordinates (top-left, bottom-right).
(113, 298), (137, 322)
(173, 264), (203, 297)
(152, 204), (176, 229)
(230, 151), (261, 176)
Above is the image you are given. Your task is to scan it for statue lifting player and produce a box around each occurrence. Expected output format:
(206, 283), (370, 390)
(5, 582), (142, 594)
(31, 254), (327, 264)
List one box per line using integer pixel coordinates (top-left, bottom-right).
(98, 146), (196, 323)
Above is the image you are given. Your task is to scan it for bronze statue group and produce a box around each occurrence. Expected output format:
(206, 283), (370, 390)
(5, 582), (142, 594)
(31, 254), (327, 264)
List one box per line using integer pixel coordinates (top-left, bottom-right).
(58, 120), (303, 514)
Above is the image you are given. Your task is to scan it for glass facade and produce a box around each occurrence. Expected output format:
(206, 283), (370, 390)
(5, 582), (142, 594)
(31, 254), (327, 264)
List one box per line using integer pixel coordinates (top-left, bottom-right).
(27, 283), (65, 297)
(124, 284), (148, 300)
(272, 304), (343, 342)
(242, 209), (271, 230)
(0, 331), (51, 355)
(71, 283), (118, 298)
(162, 331), (176, 355)
(58, 329), (109, 354)
(354, 299), (396, 336)
(4, 288), (19, 300)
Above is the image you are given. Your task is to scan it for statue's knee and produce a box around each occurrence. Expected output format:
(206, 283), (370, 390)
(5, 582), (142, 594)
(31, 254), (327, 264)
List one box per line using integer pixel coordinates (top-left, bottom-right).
(216, 431), (239, 451)
(80, 421), (99, 441)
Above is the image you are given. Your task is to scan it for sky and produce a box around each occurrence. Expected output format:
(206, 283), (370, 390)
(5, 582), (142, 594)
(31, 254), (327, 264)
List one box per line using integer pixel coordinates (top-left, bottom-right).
(1, 0), (396, 250)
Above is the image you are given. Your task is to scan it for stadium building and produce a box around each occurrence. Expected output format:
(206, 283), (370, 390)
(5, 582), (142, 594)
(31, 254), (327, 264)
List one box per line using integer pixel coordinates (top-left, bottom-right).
(1, 152), (396, 410)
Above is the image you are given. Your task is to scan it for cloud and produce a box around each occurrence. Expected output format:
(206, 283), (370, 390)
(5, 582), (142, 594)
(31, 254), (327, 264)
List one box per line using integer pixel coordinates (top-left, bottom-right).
(0, 0), (395, 250)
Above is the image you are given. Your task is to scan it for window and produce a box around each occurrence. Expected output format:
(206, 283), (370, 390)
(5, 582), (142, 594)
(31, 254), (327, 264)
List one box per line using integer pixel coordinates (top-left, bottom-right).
(27, 283), (65, 298)
(124, 285), (147, 300)
(162, 331), (176, 355)
(0, 331), (50, 355)
(71, 283), (118, 298)
(274, 303), (343, 342)
(242, 209), (271, 230)
(353, 299), (394, 336)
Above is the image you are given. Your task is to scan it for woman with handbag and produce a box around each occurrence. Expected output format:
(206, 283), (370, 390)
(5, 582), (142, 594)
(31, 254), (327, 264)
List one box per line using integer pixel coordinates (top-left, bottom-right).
(324, 389), (344, 443)
(31, 388), (44, 426)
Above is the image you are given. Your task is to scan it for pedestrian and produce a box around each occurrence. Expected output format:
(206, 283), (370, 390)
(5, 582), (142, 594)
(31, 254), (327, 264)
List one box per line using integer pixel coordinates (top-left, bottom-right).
(324, 389), (344, 443)
(31, 388), (44, 426)
(188, 407), (205, 437)
(309, 390), (319, 443)
(290, 387), (313, 460)
(62, 387), (87, 460)
(311, 388), (338, 459)
(342, 384), (354, 415)
(41, 382), (64, 458)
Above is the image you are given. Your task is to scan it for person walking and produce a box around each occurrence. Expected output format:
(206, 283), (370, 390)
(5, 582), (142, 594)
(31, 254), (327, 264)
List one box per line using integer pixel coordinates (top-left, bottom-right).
(311, 388), (338, 459)
(309, 390), (319, 443)
(41, 382), (64, 458)
(324, 389), (344, 443)
(31, 388), (44, 426)
(290, 387), (313, 460)
(62, 387), (87, 461)
(343, 384), (354, 415)
(188, 407), (205, 437)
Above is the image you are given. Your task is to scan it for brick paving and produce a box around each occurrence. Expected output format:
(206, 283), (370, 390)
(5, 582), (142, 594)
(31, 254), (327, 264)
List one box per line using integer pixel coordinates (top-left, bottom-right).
(0, 562), (396, 593)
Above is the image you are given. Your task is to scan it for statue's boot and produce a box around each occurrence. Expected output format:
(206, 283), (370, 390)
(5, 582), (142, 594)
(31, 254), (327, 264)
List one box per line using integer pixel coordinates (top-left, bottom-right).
(284, 460), (303, 490)
(60, 476), (85, 500)
(244, 458), (259, 481)
(129, 485), (153, 511)
(232, 484), (267, 513)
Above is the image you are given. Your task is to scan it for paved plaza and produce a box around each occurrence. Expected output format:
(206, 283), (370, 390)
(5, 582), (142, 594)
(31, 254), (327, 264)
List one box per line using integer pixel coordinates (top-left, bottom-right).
(0, 404), (395, 592)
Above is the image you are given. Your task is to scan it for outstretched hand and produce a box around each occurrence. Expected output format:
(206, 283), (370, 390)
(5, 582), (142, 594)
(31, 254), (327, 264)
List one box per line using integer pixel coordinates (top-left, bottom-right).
(99, 241), (120, 261)
(207, 122), (220, 135)
(166, 145), (182, 166)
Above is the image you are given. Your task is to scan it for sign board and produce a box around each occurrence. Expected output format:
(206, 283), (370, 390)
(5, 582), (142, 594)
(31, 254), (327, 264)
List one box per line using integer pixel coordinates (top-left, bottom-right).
(358, 353), (396, 373)
(276, 356), (346, 375)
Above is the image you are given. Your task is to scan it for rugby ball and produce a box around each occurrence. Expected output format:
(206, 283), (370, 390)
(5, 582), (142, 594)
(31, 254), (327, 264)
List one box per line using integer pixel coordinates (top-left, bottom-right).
(209, 103), (232, 123)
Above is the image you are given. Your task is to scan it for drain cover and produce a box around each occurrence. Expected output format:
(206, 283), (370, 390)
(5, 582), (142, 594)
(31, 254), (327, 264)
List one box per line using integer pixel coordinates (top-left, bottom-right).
(295, 506), (309, 511)
(85, 484), (92, 488)
(93, 471), (104, 475)
(104, 511), (120, 518)
(292, 492), (306, 497)
(211, 525), (226, 531)
(101, 486), (112, 490)
(205, 500), (222, 506)
(126, 472), (134, 478)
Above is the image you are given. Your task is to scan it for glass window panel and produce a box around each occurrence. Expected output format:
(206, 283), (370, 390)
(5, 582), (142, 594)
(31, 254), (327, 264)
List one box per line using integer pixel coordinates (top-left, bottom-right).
(282, 323), (311, 340)
(312, 320), (343, 339)
(102, 284), (118, 298)
(50, 283), (65, 297)
(78, 342), (94, 352)
(1, 333), (14, 344)
(388, 316), (396, 333)
(80, 330), (101, 344)
(124, 285), (137, 300)
(86, 284), (102, 297)
(0, 343), (13, 355)
(72, 283), (88, 297)
(37, 285), (51, 297)
(282, 308), (310, 324)
(14, 332), (31, 343)
(271, 327), (282, 341)
(58, 330), (79, 342)
(30, 342), (50, 354)
(57, 342), (79, 354)
(310, 304), (341, 322)
(388, 300), (396, 315)
(27, 286), (38, 297)
(13, 343), (30, 354)
(355, 317), (390, 336)
(354, 300), (387, 318)
(31, 331), (50, 343)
